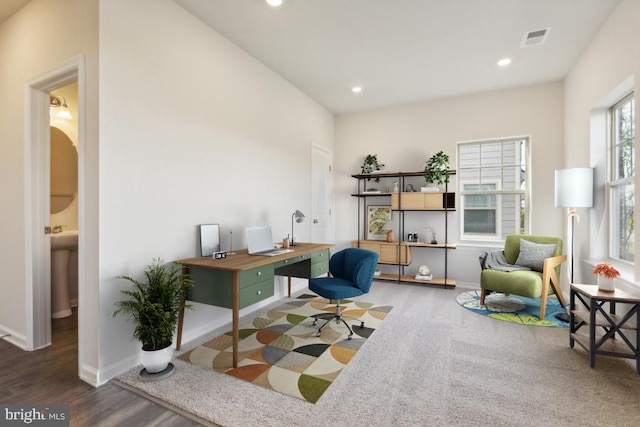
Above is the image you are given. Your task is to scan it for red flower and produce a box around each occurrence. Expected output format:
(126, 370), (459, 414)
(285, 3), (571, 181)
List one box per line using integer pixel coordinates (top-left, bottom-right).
(592, 263), (620, 279)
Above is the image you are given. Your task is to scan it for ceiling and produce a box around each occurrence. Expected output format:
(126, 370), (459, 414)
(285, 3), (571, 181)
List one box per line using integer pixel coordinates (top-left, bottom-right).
(1, 1), (621, 114)
(175, 0), (620, 114)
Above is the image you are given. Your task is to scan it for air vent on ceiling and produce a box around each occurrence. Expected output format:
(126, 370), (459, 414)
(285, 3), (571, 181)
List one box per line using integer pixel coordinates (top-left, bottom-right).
(521, 27), (550, 47)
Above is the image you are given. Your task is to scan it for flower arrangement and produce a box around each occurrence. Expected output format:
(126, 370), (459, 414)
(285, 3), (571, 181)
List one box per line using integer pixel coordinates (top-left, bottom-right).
(592, 263), (620, 279)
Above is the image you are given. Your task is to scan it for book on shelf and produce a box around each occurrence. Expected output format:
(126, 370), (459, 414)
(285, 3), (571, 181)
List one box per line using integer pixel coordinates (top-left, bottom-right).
(420, 186), (439, 192)
(415, 274), (433, 281)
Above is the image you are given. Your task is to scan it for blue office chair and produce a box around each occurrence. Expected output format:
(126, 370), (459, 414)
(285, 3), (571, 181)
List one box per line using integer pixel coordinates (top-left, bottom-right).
(308, 248), (379, 339)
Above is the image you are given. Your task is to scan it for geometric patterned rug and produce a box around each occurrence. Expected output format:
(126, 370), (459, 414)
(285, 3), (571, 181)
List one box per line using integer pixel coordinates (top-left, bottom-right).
(178, 294), (392, 403)
(455, 290), (568, 328)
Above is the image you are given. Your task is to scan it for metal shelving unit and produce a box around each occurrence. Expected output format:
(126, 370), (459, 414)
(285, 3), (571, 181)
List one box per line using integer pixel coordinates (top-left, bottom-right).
(351, 170), (456, 288)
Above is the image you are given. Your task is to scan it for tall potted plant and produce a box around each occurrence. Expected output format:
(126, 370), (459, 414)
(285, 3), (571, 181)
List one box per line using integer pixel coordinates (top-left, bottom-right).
(113, 258), (193, 373)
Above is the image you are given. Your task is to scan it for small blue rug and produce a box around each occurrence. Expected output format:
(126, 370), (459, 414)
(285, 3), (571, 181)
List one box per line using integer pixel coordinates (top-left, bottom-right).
(456, 290), (569, 328)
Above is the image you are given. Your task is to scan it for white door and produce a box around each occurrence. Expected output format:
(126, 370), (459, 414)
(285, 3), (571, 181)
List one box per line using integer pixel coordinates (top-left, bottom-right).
(311, 144), (333, 243)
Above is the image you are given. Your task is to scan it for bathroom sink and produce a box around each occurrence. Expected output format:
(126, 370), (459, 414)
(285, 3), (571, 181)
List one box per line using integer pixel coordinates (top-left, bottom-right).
(51, 230), (78, 250)
(51, 230), (78, 318)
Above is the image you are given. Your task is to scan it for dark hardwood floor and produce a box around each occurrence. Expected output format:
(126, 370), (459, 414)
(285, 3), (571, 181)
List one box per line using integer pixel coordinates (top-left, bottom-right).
(0, 309), (206, 426)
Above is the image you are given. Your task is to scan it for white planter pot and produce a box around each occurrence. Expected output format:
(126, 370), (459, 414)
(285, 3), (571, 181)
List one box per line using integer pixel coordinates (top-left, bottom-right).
(141, 345), (173, 373)
(597, 276), (616, 292)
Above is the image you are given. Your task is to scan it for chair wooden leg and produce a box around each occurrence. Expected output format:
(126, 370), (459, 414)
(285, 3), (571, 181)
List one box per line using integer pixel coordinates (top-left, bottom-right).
(480, 288), (487, 305)
(539, 291), (548, 320)
(550, 279), (568, 310)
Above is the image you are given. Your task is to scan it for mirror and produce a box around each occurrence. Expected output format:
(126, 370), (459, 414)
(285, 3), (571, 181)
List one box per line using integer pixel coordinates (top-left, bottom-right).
(50, 126), (78, 214)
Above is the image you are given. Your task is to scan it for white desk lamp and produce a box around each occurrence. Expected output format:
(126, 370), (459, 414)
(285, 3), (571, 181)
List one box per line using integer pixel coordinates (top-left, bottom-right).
(554, 167), (593, 321)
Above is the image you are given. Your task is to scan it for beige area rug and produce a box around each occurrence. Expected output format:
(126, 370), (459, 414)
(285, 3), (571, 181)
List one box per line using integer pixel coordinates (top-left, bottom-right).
(114, 284), (640, 427)
(178, 294), (392, 403)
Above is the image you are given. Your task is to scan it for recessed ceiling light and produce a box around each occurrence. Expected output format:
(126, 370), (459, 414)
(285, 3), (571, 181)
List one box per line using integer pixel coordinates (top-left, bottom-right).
(352, 86), (363, 94)
(497, 58), (512, 67)
(266, 0), (283, 6)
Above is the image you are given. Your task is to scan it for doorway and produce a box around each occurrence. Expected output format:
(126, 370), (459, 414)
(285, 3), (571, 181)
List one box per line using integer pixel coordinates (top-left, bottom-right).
(25, 57), (85, 378)
(311, 144), (333, 244)
(50, 83), (79, 322)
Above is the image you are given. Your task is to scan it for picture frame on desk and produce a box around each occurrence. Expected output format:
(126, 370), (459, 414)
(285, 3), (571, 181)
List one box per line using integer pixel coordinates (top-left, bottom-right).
(367, 205), (392, 240)
(199, 224), (220, 257)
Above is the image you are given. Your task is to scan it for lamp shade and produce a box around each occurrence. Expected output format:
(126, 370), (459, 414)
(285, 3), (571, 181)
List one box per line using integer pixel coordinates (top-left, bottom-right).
(293, 210), (305, 223)
(554, 168), (593, 208)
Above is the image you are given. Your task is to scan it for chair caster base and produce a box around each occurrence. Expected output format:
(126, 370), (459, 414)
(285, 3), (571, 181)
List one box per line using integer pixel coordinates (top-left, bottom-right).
(312, 313), (360, 340)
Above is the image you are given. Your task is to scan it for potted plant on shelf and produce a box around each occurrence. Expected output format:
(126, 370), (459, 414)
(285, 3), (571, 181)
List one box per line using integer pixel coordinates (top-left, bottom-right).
(361, 154), (385, 182)
(423, 151), (450, 191)
(113, 258), (194, 373)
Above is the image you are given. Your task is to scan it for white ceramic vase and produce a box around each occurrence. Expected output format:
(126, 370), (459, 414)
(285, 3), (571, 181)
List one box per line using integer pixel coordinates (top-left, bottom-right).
(141, 345), (173, 373)
(597, 275), (616, 292)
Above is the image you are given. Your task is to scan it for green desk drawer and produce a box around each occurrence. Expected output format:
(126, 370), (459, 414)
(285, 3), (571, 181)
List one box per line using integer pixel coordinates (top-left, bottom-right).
(311, 249), (330, 264)
(239, 265), (274, 288)
(273, 257), (304, 269)
(311, 260), (329, 277)
(187, 266), (274, 309)
(290, 253), (312, 263)
(240, 279), (274, 308)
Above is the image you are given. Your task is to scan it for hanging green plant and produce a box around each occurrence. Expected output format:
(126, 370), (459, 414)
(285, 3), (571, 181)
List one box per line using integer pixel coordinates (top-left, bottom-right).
(361, 154), (385, 182)
(424, 151), (450, 186)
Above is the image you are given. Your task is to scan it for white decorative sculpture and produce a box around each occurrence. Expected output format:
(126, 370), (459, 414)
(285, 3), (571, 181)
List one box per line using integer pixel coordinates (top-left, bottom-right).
(418, 265), (430, 276)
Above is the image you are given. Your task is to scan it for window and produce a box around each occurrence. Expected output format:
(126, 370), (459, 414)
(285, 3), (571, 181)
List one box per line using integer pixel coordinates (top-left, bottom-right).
(609, 93), (634, 263)
(462, 183), (497, 234)
(458, 137), (529, 242)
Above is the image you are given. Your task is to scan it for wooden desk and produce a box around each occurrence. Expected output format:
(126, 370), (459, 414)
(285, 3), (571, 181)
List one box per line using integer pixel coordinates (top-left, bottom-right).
(570, 283), (640, 373)
(175, 242), (333, 368)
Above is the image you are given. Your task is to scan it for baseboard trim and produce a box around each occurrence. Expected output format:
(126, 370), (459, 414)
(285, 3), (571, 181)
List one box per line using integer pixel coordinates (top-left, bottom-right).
(96, 353), (140, 386)
(0, 325), (28, 350)
(80, 363), (100, 387)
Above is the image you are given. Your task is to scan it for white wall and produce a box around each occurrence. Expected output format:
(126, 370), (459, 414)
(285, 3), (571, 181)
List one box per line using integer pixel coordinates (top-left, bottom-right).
(564, 0), (640, 290)
(98, 0), (334, 381)
(335, 82), (565, 286)
(0, 0), (100, 377)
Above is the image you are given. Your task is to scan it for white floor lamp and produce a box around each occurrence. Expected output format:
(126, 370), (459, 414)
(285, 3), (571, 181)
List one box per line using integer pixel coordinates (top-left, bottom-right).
(554, 167), (593, 321)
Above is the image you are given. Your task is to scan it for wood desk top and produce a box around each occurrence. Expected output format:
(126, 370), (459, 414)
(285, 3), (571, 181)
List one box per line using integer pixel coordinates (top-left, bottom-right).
(175, 242), (334, 272)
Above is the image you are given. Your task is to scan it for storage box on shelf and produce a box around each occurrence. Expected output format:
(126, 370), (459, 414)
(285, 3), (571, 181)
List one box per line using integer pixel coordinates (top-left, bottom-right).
(391, 192), (455, 210)
(351, 240), (411, 265)
(351, 170), (456, 288)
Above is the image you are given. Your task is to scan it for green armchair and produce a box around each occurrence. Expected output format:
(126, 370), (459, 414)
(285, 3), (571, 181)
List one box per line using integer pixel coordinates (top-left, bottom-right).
(480, 235), (567, 320)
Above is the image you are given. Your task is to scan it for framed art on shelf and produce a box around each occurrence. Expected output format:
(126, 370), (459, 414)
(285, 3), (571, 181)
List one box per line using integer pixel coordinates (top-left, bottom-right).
(367, 205), (392, 240)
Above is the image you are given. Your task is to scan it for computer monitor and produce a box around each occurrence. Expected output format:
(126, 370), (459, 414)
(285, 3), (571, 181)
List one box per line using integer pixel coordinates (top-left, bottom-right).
(199, 224), (220, 257)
